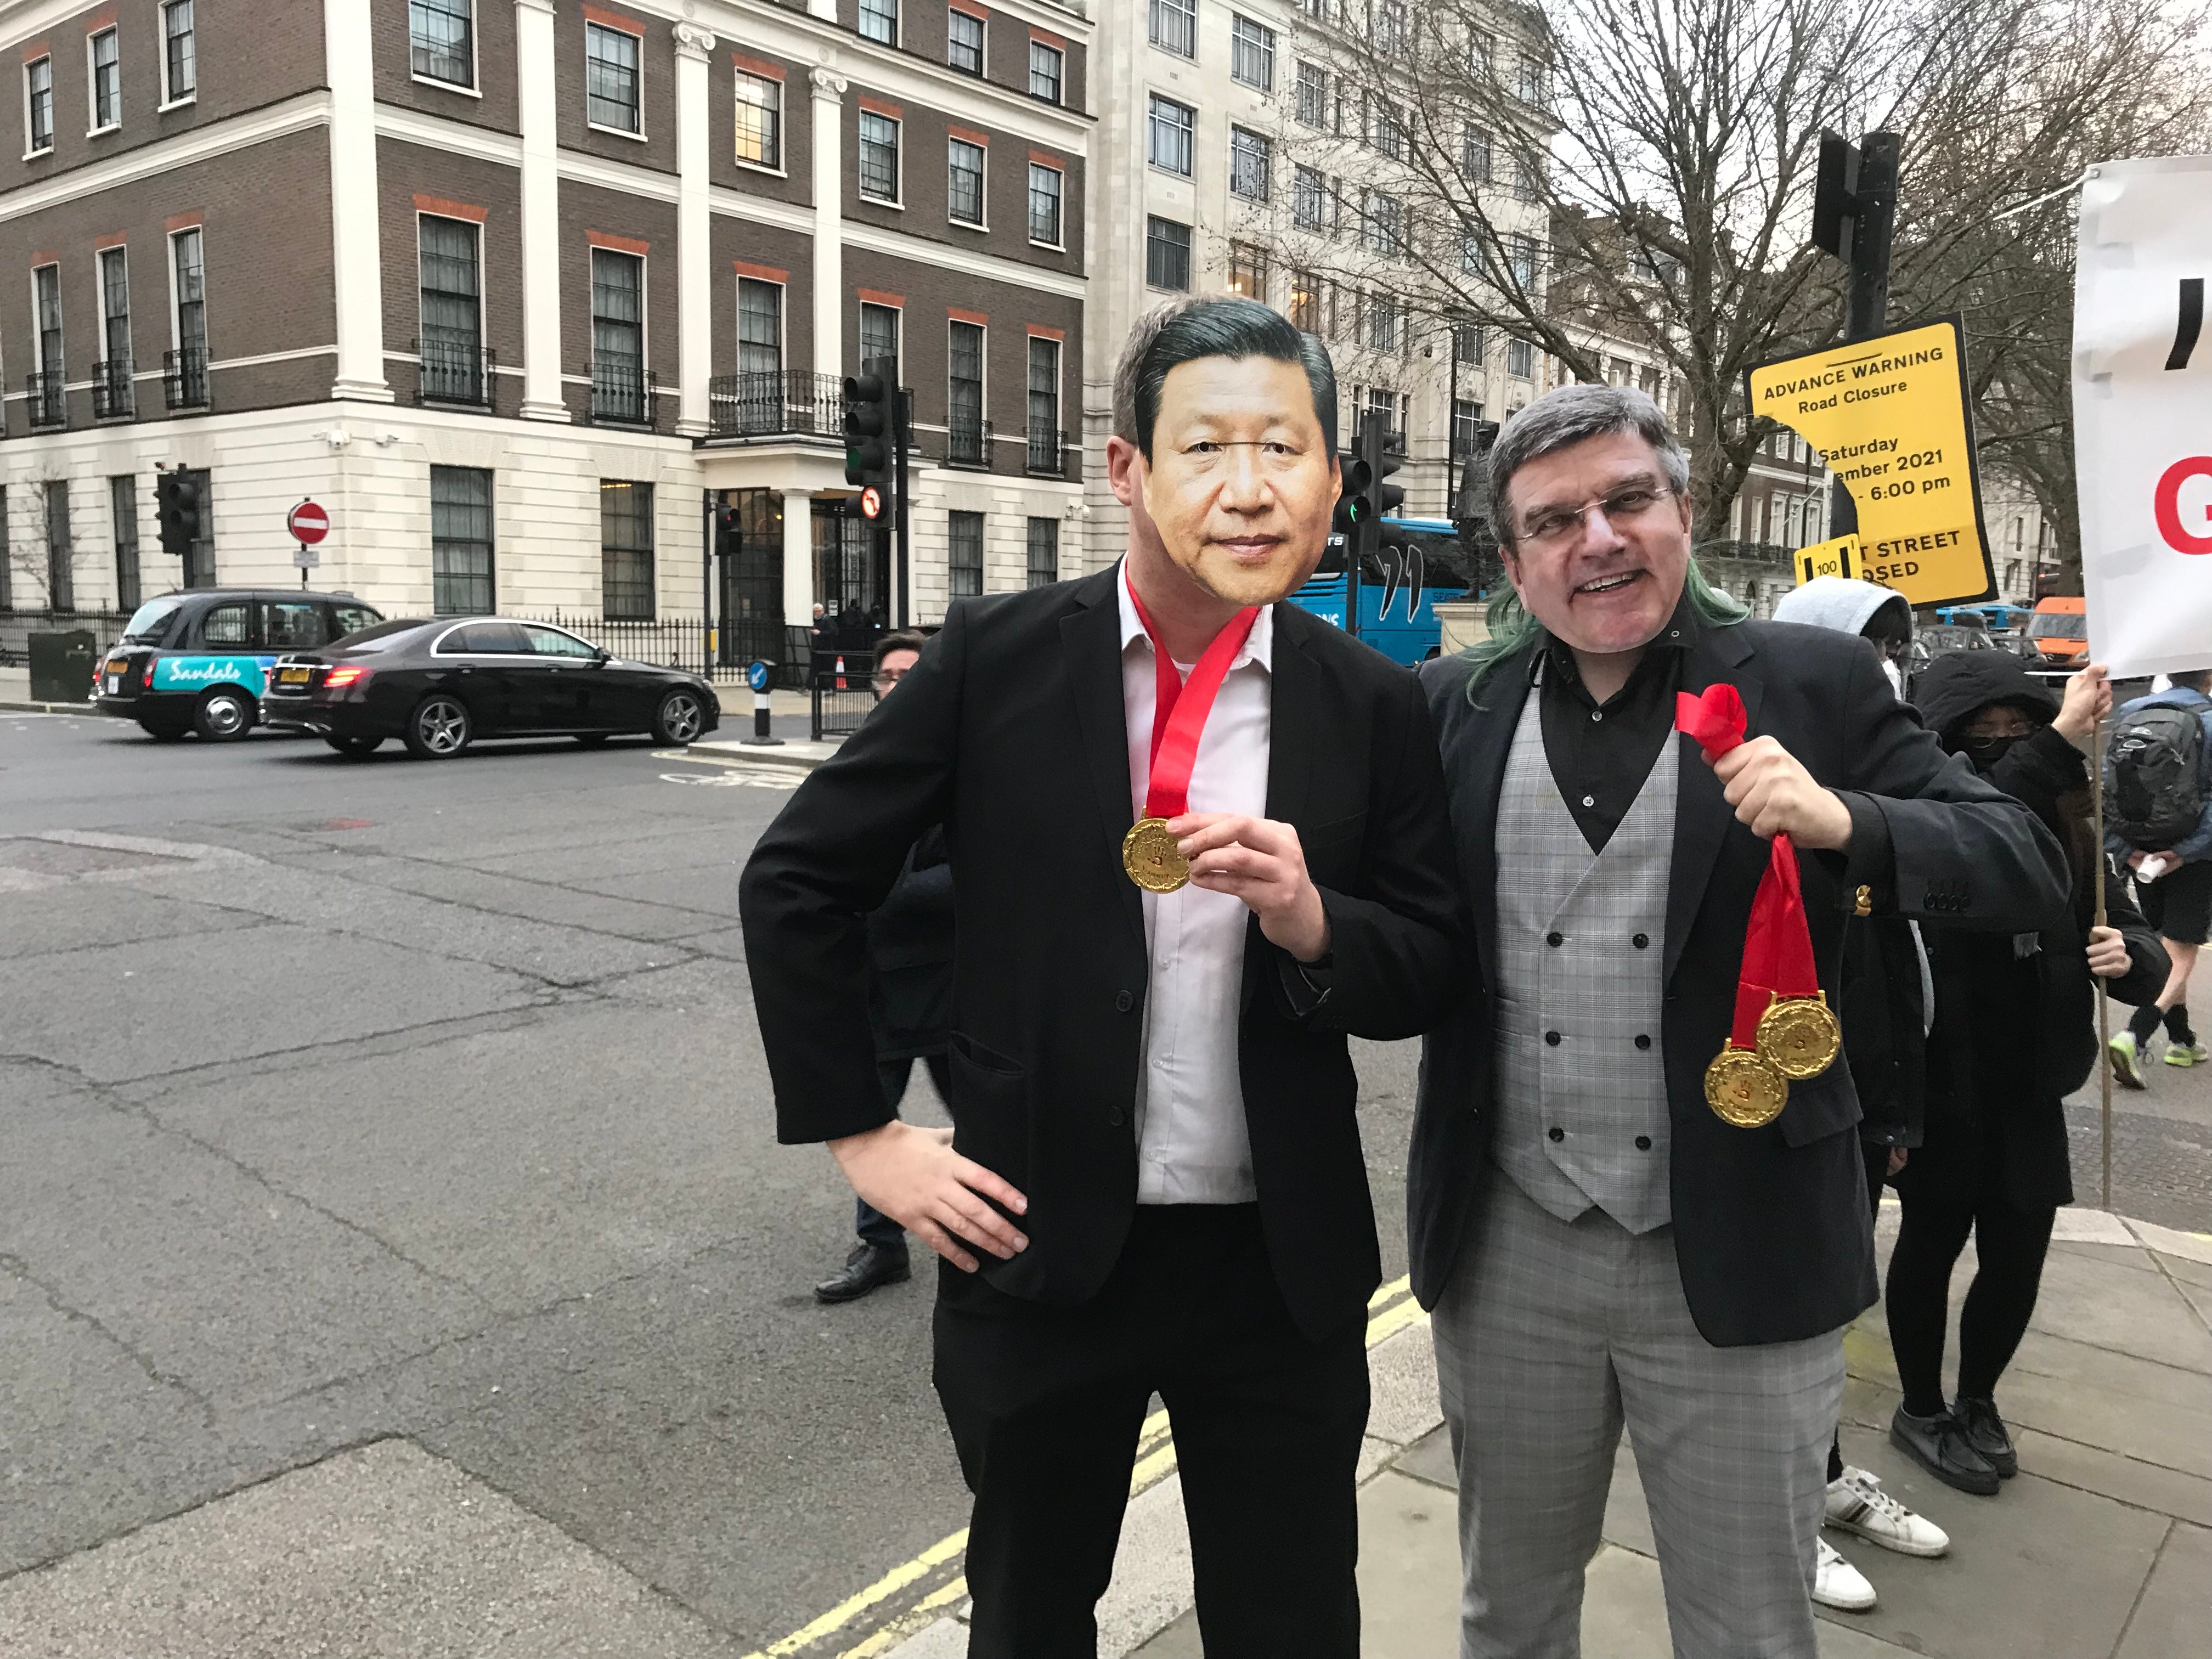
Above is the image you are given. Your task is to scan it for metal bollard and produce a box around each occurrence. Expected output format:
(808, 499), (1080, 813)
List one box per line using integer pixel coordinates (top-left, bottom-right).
(741, 660), (785, 747)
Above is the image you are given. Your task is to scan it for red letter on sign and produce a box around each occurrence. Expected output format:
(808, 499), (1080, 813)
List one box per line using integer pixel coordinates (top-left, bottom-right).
(2153, 456), (2212, 555)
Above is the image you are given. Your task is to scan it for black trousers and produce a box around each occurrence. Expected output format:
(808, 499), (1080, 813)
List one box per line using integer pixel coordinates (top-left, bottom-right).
(1886, 1188), (2057, 1417)
(932, 1204), (1369, 1659)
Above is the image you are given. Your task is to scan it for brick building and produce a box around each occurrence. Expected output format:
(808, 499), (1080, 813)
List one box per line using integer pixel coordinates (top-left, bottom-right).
(0, 0), (1092, 664)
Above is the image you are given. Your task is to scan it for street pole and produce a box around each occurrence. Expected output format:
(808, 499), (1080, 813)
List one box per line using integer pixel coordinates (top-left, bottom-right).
(1818, 129), (1901, 540)
(701, 490), (714, 680)
(2094, 717), (2113, 1211)
(895, 386), (912, 630)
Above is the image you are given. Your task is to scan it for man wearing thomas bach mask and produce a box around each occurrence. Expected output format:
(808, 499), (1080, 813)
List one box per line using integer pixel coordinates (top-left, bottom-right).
(741, 299), (1460, 1655)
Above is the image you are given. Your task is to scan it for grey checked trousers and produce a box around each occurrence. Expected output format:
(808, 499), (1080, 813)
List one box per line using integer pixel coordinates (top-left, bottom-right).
(1433, 1168), (1846, 1658)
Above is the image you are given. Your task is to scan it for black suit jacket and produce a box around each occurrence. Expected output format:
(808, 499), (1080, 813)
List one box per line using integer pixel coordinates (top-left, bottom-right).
(1410, 620), (2071, 1346)
(740, 566), (1462, 1340)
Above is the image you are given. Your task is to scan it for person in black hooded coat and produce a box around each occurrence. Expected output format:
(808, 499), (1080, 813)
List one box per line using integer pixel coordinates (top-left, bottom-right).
(1884, 652), (2169, 1497)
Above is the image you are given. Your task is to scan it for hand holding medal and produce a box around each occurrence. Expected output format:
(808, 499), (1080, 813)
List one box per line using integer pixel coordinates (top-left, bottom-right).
(1676, 684), (1845, 1127)
(1121, 586), (1259, 895)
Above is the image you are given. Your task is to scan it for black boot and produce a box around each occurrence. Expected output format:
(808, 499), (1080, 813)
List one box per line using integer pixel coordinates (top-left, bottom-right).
(1889, 1403), (2001, 1496)
(815, 1241), (912, 1304)
(1953, 1395), (2019, 1479)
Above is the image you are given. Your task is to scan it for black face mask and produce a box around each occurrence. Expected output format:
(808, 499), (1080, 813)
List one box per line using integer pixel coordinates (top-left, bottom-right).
(1950, 733), (2022, 774)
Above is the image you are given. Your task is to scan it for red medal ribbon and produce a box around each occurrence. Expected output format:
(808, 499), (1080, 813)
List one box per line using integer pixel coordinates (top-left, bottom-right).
(1127, 579), (1261, 820)
(1675, 685), (1822, 1049)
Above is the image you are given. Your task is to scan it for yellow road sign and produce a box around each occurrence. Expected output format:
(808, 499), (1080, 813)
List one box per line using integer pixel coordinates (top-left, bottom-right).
(1792, 534), (1861, 585)
(1747, 317), (1995, 607)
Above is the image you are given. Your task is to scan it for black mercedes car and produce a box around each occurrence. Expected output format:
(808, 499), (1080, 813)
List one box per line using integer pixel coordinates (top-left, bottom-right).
(260, 617), (720, 758)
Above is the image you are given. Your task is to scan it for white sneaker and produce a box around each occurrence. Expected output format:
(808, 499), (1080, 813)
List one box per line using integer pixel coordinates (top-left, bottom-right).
(1826, 1465), (1951, 1558)
(1814, 1538), (1877, 1612)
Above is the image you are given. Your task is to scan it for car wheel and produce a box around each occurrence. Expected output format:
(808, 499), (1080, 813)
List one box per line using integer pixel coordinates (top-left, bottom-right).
(574, 732), (611, 747)
(138, 718), (188, 742)
(403, 695), (472, 759)
(652, 689), (706, 746)
(194, 687), (255, 742)
(325, 735), (384, 758)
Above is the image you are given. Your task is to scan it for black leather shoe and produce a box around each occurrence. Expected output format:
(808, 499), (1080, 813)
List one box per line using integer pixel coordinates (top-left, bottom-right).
(1890, 1404), (2001, 1496)
(814, 1242), (911, 1304)
(1953, 1395), (2019, 1479)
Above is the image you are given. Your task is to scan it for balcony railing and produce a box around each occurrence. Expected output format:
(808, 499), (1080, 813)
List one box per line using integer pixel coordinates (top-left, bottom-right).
(1026, 424), (1071, 477)
(946, 414), (992, 468)
(590, 360), (656, 427)
(26, 368), (66, 430)
(415, 337), (494, 408)
(1695, 538), (1795, 568)
(706, 370), (845, 439)
(164, 347), (209, 412)
(91, 358), (134, 420)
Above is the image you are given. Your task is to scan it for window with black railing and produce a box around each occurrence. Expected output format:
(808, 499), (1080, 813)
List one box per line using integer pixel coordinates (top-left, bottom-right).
(92, 359), (134, 420)
(165, 348), (209, 411)
(591, 249), (650, 425)
(418, 216), (487, 405)
(26, 370), (65, 430)
(1027, 336), (1062, 475)
(949, 320), (986, 466)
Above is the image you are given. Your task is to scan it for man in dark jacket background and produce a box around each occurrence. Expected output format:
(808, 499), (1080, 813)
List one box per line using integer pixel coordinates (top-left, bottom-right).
(815, 631), (956, 1305)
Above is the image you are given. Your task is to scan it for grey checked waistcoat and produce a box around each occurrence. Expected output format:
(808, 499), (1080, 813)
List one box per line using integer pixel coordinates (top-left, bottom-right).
(1491, 679), (1677, 1235)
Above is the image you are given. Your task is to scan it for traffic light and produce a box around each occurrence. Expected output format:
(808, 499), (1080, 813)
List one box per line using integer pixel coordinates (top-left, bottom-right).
(155, 469), (202, 558)
(713, 503), (742, 540)
(843, 366), (893, 492)
(1368, 419), (1406, 523)
(1333, 448), (1373, 540)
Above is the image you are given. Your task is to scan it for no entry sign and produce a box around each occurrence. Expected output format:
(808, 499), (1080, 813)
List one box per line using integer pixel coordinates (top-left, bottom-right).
(287, 500), (330, 545)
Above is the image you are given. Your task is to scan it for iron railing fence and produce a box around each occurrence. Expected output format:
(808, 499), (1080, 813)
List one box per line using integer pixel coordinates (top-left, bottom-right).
(1025, 424), (1072, 476)
(25, 369), (66, 430)
(706, 370), (845, 439)
(415, 338), (495, 408)
(946, 414), (992, 467)
(0, 608), (133, 669)
(590, 362), (657, 427)
(164, 348), (210, 411)
(810, 669), (876, 741)
(91, 358), (134, 420)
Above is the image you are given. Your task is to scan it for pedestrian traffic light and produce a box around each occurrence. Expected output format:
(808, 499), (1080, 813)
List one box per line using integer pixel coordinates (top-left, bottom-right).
(155, 469), (202, 558)
(843, 368), (893, 492)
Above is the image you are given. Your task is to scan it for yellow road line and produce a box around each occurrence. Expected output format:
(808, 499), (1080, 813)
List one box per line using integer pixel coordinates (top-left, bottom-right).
(741, 1528), (969, 1659)
(744, 1277), (1427, 1657)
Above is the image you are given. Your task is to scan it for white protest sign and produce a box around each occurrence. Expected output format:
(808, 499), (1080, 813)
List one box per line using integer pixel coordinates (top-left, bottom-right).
(2072, 155), (2212, 679)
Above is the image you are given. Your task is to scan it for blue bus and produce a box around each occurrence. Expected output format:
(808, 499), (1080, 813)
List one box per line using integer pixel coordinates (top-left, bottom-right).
(1287, 517), (1497, 667)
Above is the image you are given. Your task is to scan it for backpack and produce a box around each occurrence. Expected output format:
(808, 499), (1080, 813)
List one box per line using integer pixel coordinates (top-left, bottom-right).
(2104, 702), (2210, 850)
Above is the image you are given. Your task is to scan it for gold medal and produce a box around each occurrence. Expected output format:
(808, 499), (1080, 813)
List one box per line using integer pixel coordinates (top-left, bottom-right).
(1122, 817), (1189, 893)
(1756, 991), (1842, 1081)
(1704, 1045), (1789, 1128)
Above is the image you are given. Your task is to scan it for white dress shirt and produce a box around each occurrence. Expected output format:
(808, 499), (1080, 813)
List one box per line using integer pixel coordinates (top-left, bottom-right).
(1118, 560), (1274, 1205)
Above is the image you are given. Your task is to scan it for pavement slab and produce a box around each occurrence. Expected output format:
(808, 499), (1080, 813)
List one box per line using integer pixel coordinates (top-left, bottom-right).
(2113, 1521), (2210, 1659)
(0, 1439), (748, 1659)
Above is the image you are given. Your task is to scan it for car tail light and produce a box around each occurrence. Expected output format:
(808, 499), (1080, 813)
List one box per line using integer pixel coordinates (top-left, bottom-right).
(323, 665), (372, 692)
(141, 659), (155, 689)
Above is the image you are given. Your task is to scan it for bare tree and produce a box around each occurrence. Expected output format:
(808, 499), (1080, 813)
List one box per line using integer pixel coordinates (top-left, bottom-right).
(1274, 0), (2210, 547)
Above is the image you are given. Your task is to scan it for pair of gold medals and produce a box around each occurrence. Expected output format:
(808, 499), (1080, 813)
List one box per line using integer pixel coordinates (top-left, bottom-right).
(1701, 993), (1843, 1127)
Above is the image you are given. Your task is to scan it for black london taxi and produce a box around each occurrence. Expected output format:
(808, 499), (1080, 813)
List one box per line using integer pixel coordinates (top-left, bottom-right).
(93, 590), (383, 741)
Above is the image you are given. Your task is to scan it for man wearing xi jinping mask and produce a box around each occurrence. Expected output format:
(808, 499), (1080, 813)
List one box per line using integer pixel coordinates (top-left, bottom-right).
(741, 298), (1460, 1656)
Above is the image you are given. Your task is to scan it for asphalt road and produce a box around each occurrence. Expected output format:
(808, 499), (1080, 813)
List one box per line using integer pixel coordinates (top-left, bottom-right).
(4, 710), (2206, 1654)
(0, 710), (1425, 1653)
